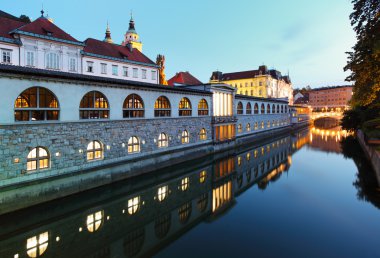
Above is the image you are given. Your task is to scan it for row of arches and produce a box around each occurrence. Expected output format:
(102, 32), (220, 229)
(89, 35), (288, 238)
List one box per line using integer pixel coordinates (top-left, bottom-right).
(25, 129), (208, 172)
(236, 101), (288, 115)
(14, 87), (210, 121)
(237, 119), (289, 134)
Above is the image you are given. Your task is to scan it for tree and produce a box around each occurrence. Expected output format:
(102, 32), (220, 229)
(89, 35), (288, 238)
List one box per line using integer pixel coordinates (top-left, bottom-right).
(344, 0), (380, 108)
(19, 14), (31, 23)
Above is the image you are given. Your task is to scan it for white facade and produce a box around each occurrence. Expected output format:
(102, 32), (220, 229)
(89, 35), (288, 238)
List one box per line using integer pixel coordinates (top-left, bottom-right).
(0, 42), (20, 65)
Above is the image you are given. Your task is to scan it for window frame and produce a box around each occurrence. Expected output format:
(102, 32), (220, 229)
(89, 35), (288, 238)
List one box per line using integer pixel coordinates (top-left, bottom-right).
(79, 91), (110, 120)
(198, 99), (209, 116)
(154, 96), (171, 117)
(179, 97), (192, 116)
(128, 136), (141, 154)
(123, 94), (144, 118)
(26, 147), (50, 172)
(86, 140), (104, 161)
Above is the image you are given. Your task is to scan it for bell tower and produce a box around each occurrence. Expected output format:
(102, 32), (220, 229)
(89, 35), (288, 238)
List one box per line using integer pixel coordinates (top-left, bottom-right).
(121, 13), (143, 52)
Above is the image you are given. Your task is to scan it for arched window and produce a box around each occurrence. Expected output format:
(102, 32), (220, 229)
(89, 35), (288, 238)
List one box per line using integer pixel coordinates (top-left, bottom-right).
(128, 136), (140, 153)
(261, 103), (265, 114)
(237, 124), (242, 133)
(179, 97), (192, 116)
(154, 96), (171, 117)
(15, 87), (59, 121)
(281, 105), (284, 113)
(254, 103), (259, 114)
(123, 228), (145, 258)
(272, 104), (276, 114)
(237, 102), (243, 114)
(254, 122), (258, 130)
(199, 170), (207, 183)
(285, 106), (288, 113)
(87, 140), (103, 161)
(197, 193), (208, 212)
(155, 214), (171, 239)
(26, 232), (49, 258)
(80, 91), (109, 119)
(180, 177), (190, 191)
(127, 196), (141, 215)
(178, 202), (192, 224)
(27, 147), (49, 171)
(261, 121), (265, 129)
(198, 99), (209, 116)
(246, 123), (251, 132)
(157, 185), (169, 202)
(158, 133), (168, 148)
(246, 102), (252, 114)
(181, 130), (189, 144)
(199, 128), (207, 140)
(272, 120), (276, 127)
(86, 210), (103, 232)
(123, 94), (144, 118)
(267, 121), (271, 128)
(277, 104), (280, 113)
(267, 104), (271, 114)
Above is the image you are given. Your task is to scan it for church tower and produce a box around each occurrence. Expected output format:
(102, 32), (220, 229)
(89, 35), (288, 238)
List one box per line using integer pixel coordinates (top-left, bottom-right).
(121, 14), (143, 52)
(104, 22), (113, 44)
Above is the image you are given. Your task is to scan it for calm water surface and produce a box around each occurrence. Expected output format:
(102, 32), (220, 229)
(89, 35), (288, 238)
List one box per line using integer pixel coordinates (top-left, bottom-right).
(1, 127), (379, 258)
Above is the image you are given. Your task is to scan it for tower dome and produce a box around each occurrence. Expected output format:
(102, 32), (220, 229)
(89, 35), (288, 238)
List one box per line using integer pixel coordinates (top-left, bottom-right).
(121, 13), (143, 52)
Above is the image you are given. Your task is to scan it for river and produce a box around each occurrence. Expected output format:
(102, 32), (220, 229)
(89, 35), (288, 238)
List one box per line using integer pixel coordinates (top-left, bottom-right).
(1, 126), (379, 258)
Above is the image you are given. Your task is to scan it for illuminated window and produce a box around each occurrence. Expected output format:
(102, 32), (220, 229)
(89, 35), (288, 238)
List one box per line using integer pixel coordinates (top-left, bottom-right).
(254, 122), (258, 130)
(246, 102), (252, 114)
(27, 147), (49, 171)
(254, 150), (258, 158)
(87, 140), (103, 161)
(158, 133), (168, 148)
(154, 96), (171, 117)
(180, 177), (190, 191)
(267, 121), (271, 128)
(123, 228), (144, 257)
(199, 128), (207, 140)
(80, 91), (109, 119)
(178, 202), (192, 224)
(198, 99), (209, 116)
(267, 104), (271, 114)
(181, 130), (189, 144)
(272, 120), (276, 127)
(261, 103), (265, 114)
(237, 102), (243, 114)
(237, 124), (242, 133)
(123, 94), (144, 118)
(238, 156), (242, 166)
(155, 214), (171, 239)
(157, 185), (168, 202)
(86, 211), (103, 232)
(128, 136), (140, 153)
(127, 196), (141, 215)
(246, 152), (251, 161)
(15, 87), (59, 121)
(261, 121), (265, 129)
(26, 232), (48, 258)
(254, 103), (259, 114)
(261, 147), (265, 155)
(197, 193), (208, 212)
(199, 170), (207, 183)
(246, 123), (251, 132)
(179, 97), (192, 116)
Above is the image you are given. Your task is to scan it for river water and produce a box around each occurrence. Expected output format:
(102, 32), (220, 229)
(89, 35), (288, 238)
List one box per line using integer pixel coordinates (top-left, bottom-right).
(0, 127), (379, 258)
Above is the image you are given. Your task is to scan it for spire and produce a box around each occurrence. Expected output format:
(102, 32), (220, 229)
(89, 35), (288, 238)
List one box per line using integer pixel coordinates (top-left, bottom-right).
(40, 4), (45, 18)
(128, 11), (136, 33)
(104, 21), (113, 43)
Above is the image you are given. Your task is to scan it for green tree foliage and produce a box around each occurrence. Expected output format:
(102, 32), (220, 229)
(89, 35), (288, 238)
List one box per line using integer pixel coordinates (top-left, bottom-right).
(19, 14), (31, 23)
(344, 0), (380, 107)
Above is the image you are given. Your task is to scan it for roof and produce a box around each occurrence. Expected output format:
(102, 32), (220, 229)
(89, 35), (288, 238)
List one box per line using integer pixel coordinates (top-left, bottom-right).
(222, 70), (260, 81)
(310, 85), (353, 92)
(167, 72), (203, 86)
(0, 16), (26, 41)
(217, 66), (291, 83)
(83, 38), (156, 66)
(11, 17), (81, 44)
(0, 10), (24, 21)
(0, 64), (211, 96)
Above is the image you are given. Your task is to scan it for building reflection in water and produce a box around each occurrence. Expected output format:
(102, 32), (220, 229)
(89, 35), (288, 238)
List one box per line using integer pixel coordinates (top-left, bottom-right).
(0, 127), (351, 258)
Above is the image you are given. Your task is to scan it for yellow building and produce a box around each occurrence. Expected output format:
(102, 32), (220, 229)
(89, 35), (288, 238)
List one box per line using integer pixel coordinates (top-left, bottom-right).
(210, 65), (293, 104)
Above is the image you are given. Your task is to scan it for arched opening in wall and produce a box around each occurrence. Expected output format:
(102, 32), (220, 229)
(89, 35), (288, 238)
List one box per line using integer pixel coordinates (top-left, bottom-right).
(128, 136), (141, 153)
(155, 214), (171, 239)
(254, 122), (258, 130)
(281, 105), (284, 113)
(197, 193), (208, 212)
(179, 97), (192, 116)
(26, 147), (50, 172)
(157, 185), (169, 202)
(261, 121), (265, 129)
(198, 99), (209, 116)
(261, 103), (265, 114)
(15, 87), (60, 121)
(272, 104), (275, 114)
(26, 231), (49, 258)
(277, 104), (280, 113)
(157, 133), (168, 148)
(246, 102), (252, 114)
(123, 228), (145, 258)
(87, 140), (103, 161)
(237, 124), (242, 133)
(154, 96), (171, 117)
(199, 128), (207, 140)
(237, 102), (243, 114)
(246, 123), (251, 132)
(285, 106), (288, 113)
(178, 202), (192, 224)
(86, 210), (103, 233)
(267, 121), (271, 128)
(80, 91), (109, 119)
(267, 104), (271, 114)
(123, 94), (144, 118)
(254, 103), (259, 114)
(181, 130), (189, 144)
(180, 177), (190, 191)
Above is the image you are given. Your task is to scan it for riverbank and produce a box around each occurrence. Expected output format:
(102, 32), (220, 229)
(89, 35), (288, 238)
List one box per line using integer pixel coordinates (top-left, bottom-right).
(357, 130), (380, 183)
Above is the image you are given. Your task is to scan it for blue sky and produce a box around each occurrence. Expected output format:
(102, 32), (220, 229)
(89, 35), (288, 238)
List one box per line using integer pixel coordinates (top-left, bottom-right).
(3, 0), (355, 88)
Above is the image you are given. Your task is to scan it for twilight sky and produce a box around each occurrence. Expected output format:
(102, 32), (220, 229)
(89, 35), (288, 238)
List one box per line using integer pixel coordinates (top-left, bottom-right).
(3, 0), (356, 88)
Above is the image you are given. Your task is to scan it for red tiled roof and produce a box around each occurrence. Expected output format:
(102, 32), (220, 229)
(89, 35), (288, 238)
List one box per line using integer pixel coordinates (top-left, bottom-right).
(168, 71), (202, 86)
(222, 70), (261, 81)
(13, 17), (80, 43)
(83, 38), (156, 65)
(0, 16), (25, 40)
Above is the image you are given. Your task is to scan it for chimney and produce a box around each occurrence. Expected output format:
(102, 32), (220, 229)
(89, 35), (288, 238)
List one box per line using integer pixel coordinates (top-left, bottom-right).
(126, 43), (133, 52)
